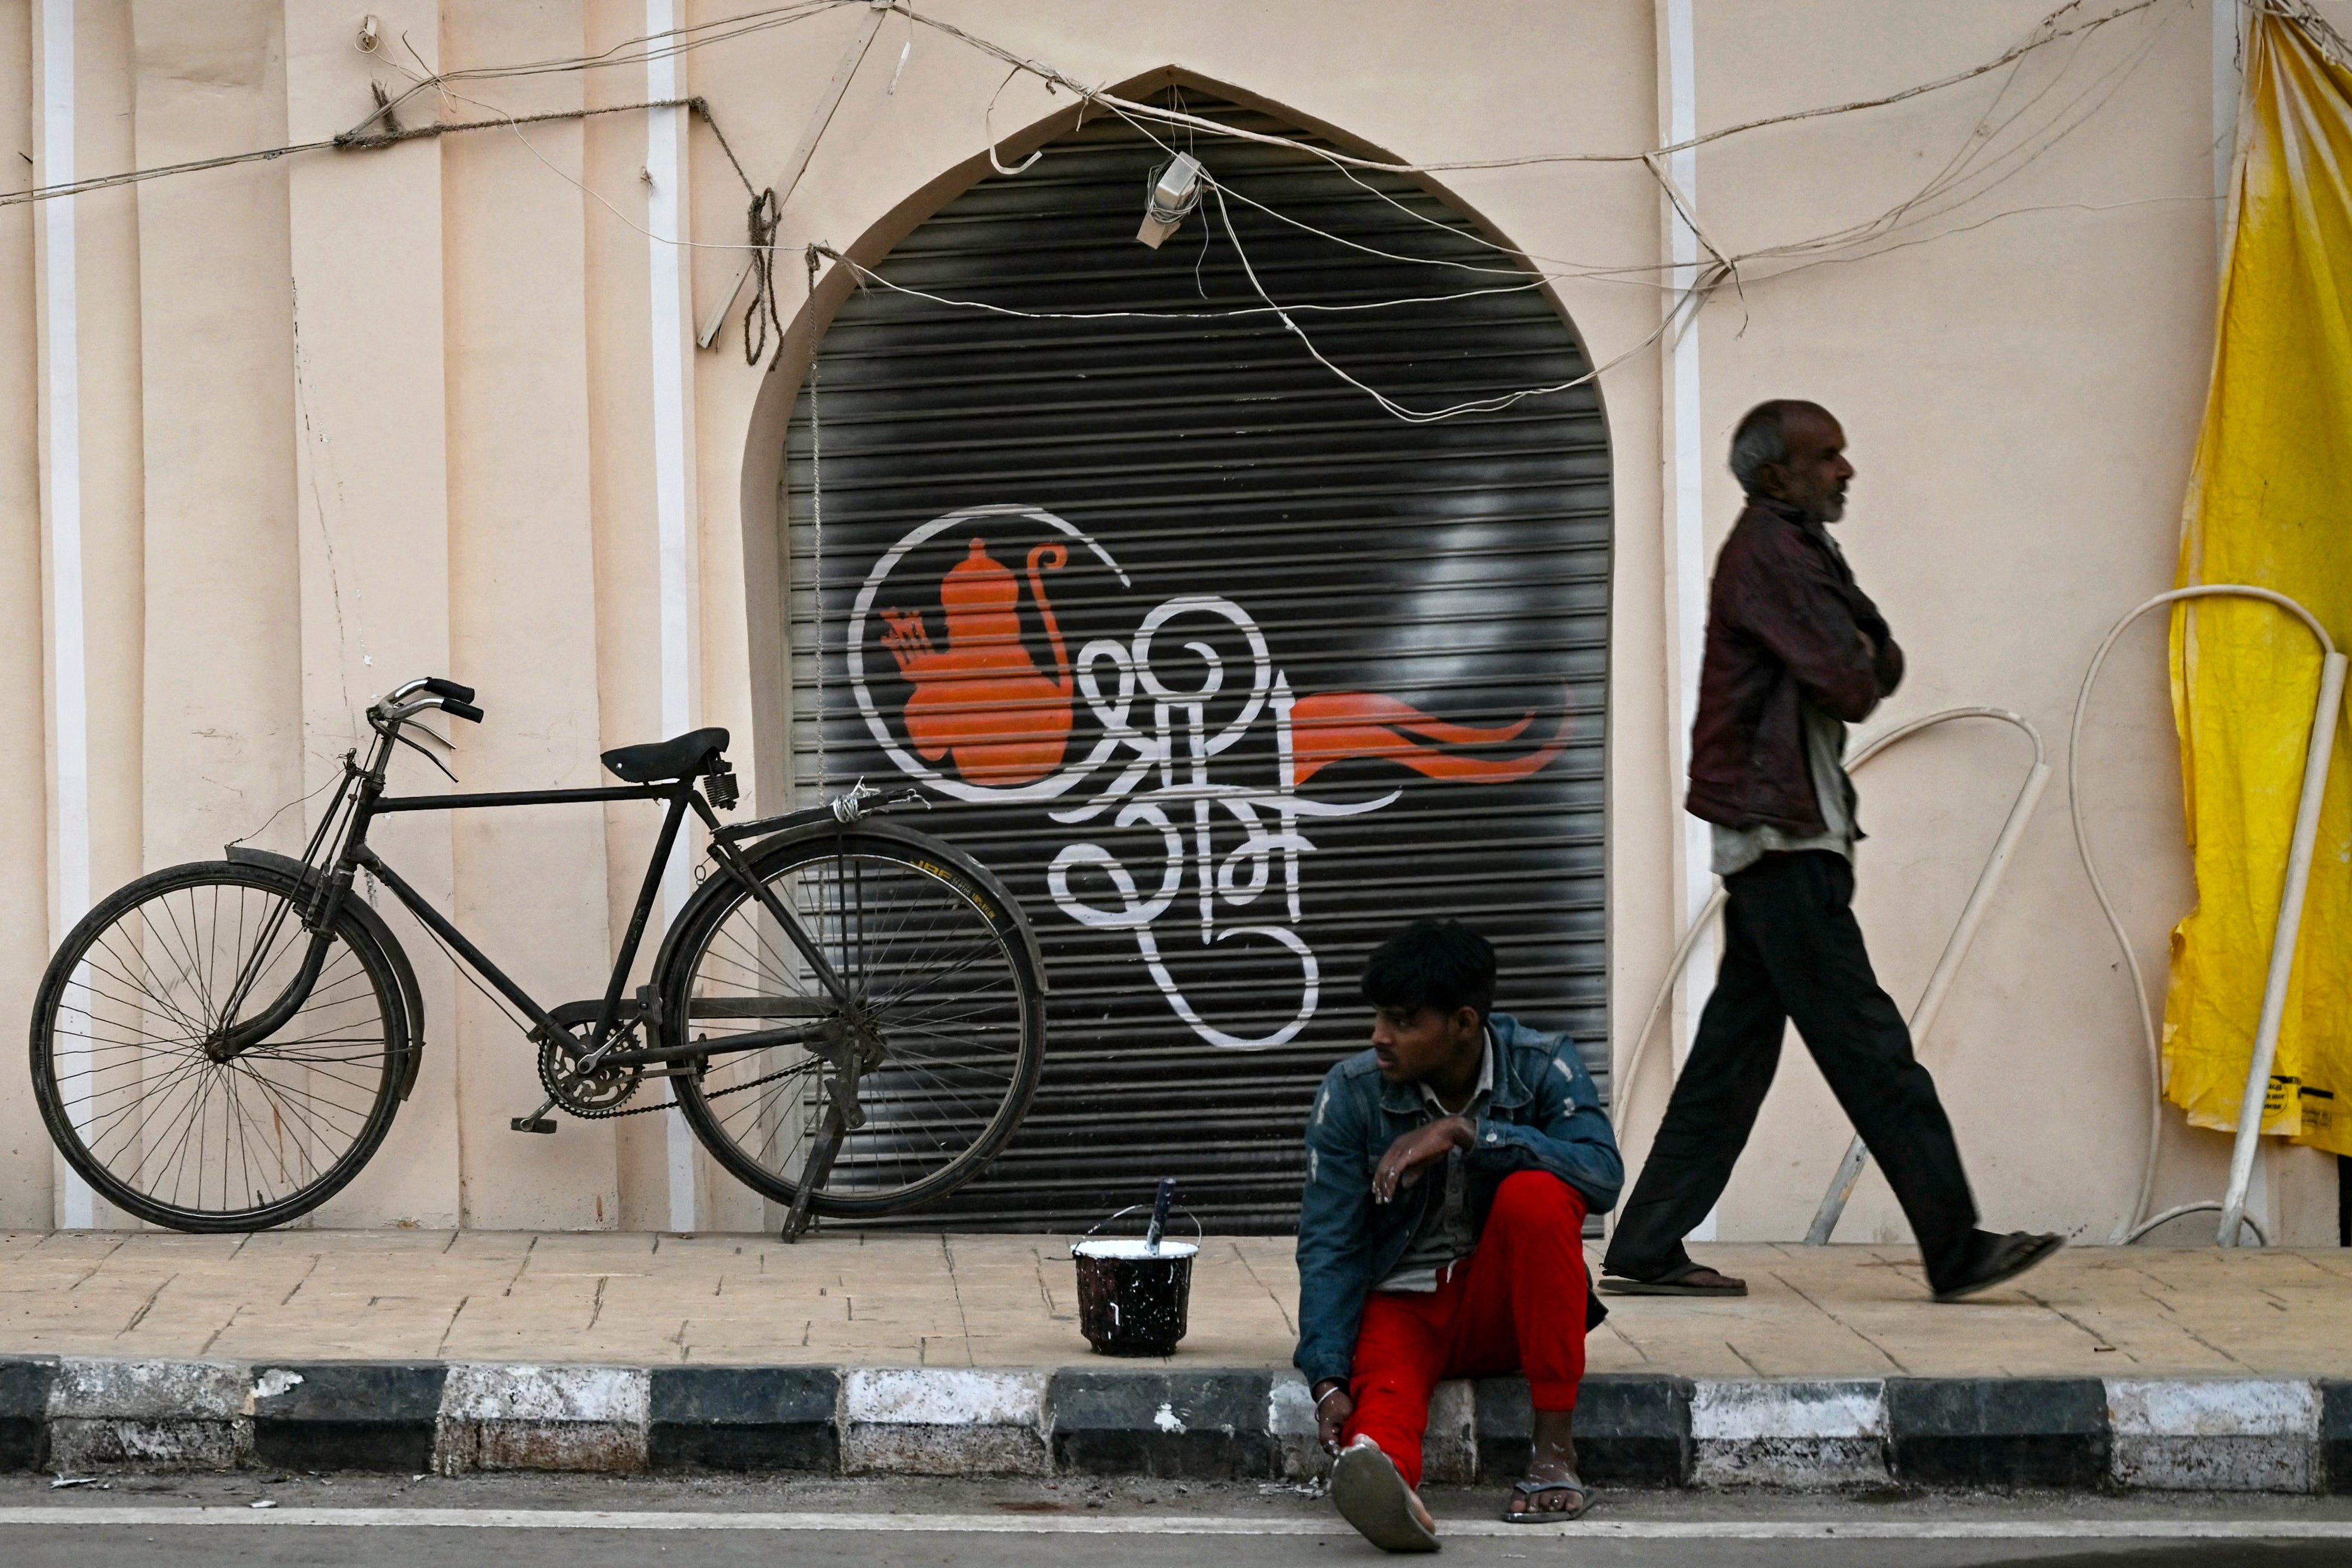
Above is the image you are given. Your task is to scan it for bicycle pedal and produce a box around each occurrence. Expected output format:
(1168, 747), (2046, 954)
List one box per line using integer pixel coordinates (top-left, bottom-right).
(510, 1115), (558, 1134)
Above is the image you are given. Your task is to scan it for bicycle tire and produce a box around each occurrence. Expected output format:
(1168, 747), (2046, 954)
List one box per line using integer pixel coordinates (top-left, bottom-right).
(29, 859), (411, 1232)
(661, 829), (1045, 1219)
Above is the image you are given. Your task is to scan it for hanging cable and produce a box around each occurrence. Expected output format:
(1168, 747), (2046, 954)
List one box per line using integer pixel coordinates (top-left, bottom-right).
(0, 0), (2211, 423)
(1205, 179), (1694, 422)
(884, 0), (2170, 175)
(808, 243), (1551, 320)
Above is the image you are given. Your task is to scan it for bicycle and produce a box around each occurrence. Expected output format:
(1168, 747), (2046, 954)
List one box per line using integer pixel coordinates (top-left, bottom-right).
(29, 676), (1047, 1238)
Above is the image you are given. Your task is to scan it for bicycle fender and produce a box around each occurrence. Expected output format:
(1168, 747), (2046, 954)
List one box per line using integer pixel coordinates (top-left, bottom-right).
(225, 846), (429, 1101)
(654, 818), (1051, 998)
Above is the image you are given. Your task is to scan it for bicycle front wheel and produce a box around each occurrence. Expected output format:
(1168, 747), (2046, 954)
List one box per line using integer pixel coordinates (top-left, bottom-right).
(664, 830), (1045, 1219)
(29, 860), (411, 1231)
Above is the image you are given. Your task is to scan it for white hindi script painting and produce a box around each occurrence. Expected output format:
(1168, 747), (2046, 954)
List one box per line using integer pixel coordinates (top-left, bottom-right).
(846, 505), (1567, 1051)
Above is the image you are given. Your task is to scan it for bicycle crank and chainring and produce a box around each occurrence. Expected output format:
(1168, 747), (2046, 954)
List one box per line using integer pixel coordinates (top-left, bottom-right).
(537, 1033), (645, 1119)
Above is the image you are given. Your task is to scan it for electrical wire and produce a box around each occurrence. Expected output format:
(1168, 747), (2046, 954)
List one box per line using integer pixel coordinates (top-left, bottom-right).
(361, 1), (838, 131)
(809, 243), (1550, 320)
(0, 94), (748, 212)
(910, 0), (2177, 418)
(1132, 0), (2173, 299)
(0, 1), (834, 211)
(1720, 1), (2185, 287)
(0, 0), (2192, 373)
(883, 0), (2168, 174)
(0, 0), (2210, 417)
(807, 179), (1672, 425)
(1204, 180), (1659, 422)
(941, 0), (2194, 335)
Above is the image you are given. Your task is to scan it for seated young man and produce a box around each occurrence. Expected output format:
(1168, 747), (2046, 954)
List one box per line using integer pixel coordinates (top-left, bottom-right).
(1295, 918), (1622, 1550)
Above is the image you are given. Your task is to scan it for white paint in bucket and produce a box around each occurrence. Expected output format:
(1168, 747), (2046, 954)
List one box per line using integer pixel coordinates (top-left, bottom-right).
(1070, 1239), (1201, 1261)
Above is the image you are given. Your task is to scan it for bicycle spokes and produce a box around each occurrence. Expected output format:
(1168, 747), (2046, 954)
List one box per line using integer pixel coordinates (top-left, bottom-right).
(32, 865), (406, 1230)
(669, 835), (1043, 1223)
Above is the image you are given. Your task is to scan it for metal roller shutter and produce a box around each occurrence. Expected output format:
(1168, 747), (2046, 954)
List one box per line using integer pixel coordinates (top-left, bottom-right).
(783, 95), (1610, 1233)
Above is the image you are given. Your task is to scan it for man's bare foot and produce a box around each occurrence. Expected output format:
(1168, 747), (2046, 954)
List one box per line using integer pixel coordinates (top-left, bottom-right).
(1504, 1409), (1591, 1519)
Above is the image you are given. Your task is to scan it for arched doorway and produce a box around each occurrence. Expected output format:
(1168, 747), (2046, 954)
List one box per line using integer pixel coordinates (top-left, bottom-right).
(782, 92), (1609, 1231)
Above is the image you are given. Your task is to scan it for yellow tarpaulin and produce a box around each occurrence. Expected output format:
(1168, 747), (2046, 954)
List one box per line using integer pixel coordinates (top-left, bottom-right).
(2168, 10), (2352, 1157)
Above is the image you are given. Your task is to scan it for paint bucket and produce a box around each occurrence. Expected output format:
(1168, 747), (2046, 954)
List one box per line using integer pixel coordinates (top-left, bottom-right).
(1070, 1193), (1201, 1358)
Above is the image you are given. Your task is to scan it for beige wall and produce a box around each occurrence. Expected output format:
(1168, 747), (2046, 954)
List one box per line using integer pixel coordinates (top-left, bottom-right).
(1, 0), (2333, 1244)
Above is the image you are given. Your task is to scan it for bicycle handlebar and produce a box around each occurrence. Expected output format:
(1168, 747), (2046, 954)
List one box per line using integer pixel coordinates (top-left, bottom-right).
(375, 676), (484, 726)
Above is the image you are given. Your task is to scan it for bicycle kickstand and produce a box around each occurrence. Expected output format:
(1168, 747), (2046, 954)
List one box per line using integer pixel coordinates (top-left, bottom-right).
(780, 1100), (847, 1244)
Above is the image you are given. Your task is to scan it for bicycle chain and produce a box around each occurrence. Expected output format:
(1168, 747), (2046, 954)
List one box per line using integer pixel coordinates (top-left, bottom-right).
(558, 1059), (817, 1120)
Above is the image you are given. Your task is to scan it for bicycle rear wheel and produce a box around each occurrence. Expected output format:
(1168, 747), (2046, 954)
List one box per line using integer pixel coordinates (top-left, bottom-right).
(29, 860), (410, 1231)
(664, 830), (1045, 1219)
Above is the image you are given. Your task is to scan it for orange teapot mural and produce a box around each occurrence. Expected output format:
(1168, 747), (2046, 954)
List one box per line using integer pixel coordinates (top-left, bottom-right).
(882, 537), (1075, 787)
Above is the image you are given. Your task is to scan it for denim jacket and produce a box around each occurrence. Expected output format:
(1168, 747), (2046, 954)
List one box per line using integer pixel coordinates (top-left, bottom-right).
(1292, 1013), (1623, 1389)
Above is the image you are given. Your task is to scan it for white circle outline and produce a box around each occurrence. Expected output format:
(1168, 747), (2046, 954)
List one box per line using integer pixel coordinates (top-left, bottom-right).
(845, 503), (1133, 804)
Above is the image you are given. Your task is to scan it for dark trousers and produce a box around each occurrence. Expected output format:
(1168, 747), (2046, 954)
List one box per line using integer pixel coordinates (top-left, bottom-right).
(1604, 850), (1986, 1294)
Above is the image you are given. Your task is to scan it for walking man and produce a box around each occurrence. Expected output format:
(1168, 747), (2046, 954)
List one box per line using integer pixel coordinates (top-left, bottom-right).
(1601, 400), (2060, 1304)
(1297, 919), (1622, 1549)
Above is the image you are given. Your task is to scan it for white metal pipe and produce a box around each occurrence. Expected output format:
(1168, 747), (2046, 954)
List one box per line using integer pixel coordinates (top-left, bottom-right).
(2068, 585), (2336, 1245)
(1806, 751), (2051, 1244)
(39, 0), (94, 1232)
(648, 0), (699, 1234)
(1909, 762), (2053, 1042)
(1659, 0), (1714, 1239)
(2217, 646), (2345, 1245)
(2122, 1198), (2262, 1247)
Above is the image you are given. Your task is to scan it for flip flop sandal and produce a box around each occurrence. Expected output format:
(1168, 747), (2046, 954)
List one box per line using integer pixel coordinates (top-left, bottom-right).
(1502, 1476), (1593, 1523)
(1331, 1437), (1440, 1553)
(1598, 1262), (1747, 1297)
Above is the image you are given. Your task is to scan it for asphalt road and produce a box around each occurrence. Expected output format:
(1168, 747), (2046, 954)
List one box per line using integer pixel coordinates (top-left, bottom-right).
(2, 1473), (2348, 1567)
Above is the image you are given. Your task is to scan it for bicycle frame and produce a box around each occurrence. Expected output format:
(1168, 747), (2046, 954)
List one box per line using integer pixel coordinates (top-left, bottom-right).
(216, 691), (871, 1085)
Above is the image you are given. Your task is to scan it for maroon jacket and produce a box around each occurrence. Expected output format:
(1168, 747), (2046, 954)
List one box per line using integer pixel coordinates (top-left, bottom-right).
(1685, 498), (1903, 835)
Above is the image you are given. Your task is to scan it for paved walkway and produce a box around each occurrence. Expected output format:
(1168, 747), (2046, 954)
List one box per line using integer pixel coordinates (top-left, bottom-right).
(4, 1230), (2347, 1377)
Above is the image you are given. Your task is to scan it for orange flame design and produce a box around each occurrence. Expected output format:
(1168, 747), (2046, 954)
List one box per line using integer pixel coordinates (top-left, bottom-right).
(1287, 691), (1568, 785)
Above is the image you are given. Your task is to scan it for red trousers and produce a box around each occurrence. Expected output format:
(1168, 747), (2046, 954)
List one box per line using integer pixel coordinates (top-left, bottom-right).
(1342, 1170), (1590, 1489)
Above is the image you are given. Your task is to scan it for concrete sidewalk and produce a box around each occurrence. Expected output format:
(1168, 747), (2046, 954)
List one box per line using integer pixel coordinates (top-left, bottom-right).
(3, 1232), (2349, 1492)
(5, 1230), (2348, 1376)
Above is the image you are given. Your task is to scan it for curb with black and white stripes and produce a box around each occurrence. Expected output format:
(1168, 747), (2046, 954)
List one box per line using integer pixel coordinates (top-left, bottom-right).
(2, 1357), (2348, 1492)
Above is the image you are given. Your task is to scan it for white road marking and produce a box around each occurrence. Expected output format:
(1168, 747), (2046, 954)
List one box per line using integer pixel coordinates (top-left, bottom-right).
(0, 1509), (2349, 1539)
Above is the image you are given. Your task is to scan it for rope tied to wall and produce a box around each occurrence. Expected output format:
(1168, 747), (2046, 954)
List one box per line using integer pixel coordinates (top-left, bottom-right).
(743, 186), (784, 366)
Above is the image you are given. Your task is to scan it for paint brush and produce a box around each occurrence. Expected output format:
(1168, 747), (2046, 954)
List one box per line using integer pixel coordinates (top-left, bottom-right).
(1144, 1176), (1177, 1253)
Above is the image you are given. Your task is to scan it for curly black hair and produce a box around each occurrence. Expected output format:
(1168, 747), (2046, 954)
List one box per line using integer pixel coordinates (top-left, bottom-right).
(1360, 918), (1496, 1022)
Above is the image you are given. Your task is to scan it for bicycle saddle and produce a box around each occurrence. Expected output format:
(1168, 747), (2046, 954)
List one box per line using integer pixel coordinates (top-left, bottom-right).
(600, 727), (729, 784)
